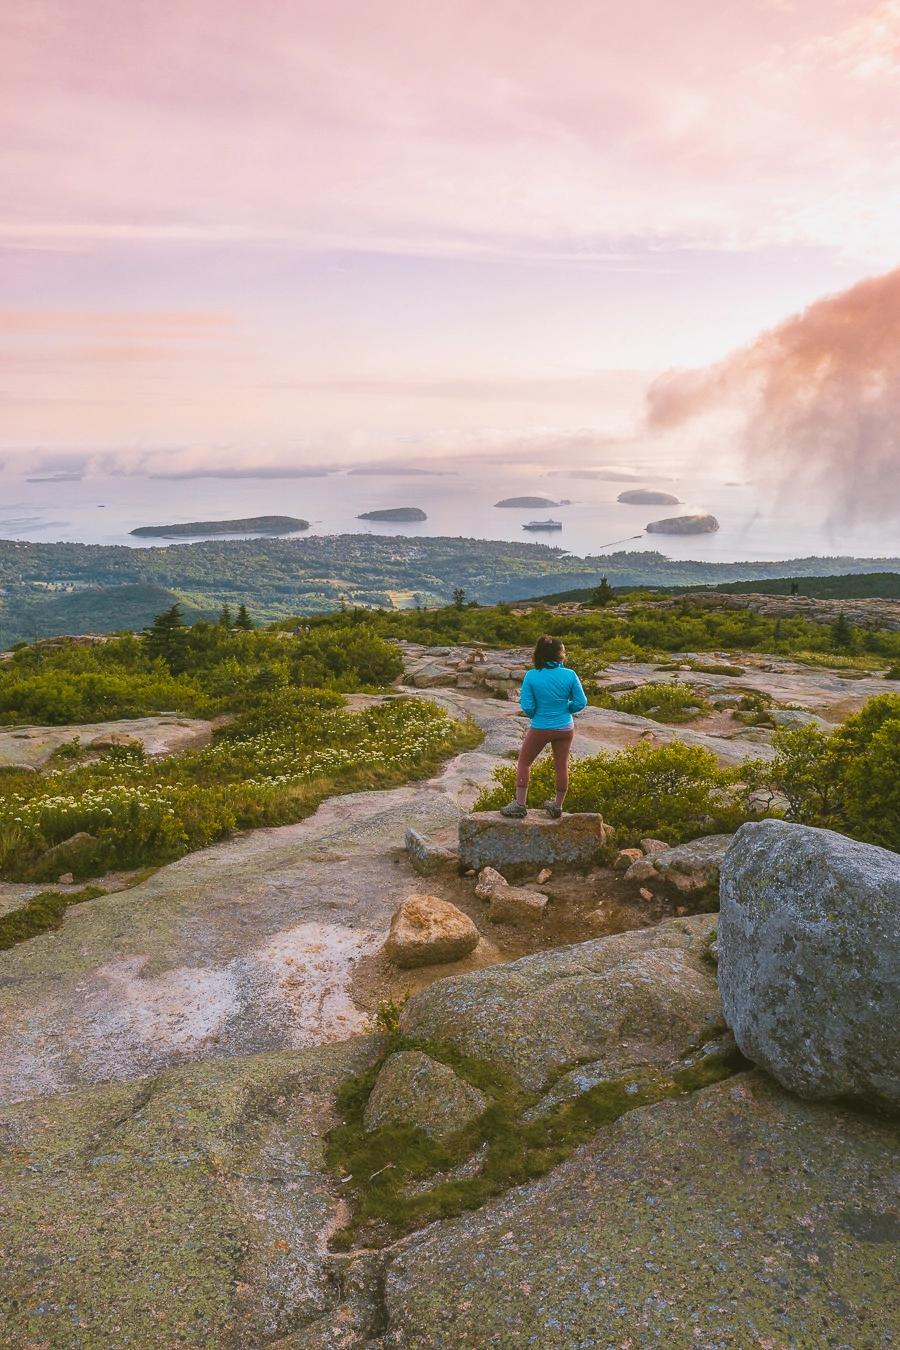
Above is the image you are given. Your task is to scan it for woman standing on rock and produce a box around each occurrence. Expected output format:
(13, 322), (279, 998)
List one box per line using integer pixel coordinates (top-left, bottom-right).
(500, 635), (586, 819)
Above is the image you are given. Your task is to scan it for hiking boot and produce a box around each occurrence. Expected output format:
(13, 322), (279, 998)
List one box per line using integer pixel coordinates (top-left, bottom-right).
(543, 800), (563, 819)
(500, 801), (527, 818)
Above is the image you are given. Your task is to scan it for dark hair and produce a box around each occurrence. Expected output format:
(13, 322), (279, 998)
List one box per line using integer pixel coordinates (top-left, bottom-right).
(533, 635), (565, 669)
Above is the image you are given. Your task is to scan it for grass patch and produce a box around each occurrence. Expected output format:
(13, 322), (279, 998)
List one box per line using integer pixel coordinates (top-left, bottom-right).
(792, 651), (886, 672)
(326, 1032), (745, 1249)
(0, 884), (107, 949)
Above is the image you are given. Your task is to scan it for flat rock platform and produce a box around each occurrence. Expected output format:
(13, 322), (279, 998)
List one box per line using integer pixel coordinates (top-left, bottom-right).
(458, 810), (608, 870)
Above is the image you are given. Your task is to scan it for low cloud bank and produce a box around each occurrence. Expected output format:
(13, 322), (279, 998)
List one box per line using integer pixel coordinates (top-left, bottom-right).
(646, 267), (900, 524)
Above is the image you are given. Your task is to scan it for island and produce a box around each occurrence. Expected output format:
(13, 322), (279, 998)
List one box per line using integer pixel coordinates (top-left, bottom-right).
(645, 514), (720, 535)
(495, 496), (559, 508)
(130, 516), (309, 538)
(617, 490), (681, 506)
(357, 507), (428, 522)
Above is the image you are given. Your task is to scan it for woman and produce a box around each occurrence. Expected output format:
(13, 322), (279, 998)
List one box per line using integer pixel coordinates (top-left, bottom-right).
(500, 635), (587, 819)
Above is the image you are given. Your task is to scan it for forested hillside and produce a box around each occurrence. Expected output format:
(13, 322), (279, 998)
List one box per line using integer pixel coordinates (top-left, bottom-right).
(3, 532), (900, 646)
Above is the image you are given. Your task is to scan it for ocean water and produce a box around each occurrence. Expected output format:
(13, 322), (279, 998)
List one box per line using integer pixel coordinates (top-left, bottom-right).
(0, 464), (896, 565)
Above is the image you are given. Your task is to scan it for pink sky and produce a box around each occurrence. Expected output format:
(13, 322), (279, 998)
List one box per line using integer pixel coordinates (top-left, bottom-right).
(2, 0), (900, 469)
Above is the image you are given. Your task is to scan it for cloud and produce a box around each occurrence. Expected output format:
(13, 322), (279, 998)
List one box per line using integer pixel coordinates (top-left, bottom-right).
(3, 1), (900, 259)
(149, 466), (332, 479)
(645, 266), (900, 523)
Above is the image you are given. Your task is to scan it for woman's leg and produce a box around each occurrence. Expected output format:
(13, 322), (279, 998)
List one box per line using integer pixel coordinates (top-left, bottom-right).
(514, 728), (553, 806)
(549, 729), (575, 808)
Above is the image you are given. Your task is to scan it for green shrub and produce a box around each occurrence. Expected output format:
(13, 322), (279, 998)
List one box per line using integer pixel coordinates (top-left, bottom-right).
(0, 615), (406, 725)
(608, 680), (711, 724)
(747, 694), (900, 851)
(474, 739), (749, 846)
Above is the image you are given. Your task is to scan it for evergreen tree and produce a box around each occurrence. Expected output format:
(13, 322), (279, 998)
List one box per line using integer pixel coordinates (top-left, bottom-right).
(143, 604), (188, 672)
(218, 603), (233, 628)
(591, 576), (615, 607)
(831, 611), (853, 650)
(452, 587), (466, 609)
(235, 604), (254, 630)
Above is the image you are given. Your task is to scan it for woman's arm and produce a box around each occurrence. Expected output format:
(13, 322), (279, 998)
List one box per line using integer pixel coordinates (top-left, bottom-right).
(568, 670), (588, 714)
(519, 670), (537, 717)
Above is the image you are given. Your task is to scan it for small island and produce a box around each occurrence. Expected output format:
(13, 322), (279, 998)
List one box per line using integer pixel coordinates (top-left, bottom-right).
(494, 496), (558, 508)
(130, 515), (309, 539)
(617, 490), (681, 506)
(357, 507), (428, 522)
(645, 514), (720, 535)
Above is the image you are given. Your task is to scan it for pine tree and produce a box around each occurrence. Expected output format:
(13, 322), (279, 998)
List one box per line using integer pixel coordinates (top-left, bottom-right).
(235, 604), (254, 630)
(143, 604), (188, 672)
(831, 611), (853, 650)
(218, 603), (233, 629)
(452, 587), (466, 609)
(591, 576), (615, 607)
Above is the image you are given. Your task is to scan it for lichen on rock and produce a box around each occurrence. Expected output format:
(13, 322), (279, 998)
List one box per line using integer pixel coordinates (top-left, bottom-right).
(720, 818), (900, 1107)
(363, 1050), (488, 1140)
(399, 913), (721, 1091)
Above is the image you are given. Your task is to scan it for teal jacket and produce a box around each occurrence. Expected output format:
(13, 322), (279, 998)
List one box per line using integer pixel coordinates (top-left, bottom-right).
(519, 662), (587, 729)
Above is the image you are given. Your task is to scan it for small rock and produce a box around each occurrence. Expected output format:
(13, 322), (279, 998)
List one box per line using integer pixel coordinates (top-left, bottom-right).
(624, 856), (659, 882)
(676, 905), (687, 916)
(651, 834), (734, 892)
(488, 885), (548, 925)
(384, 894), (480, 968)
(363, 1051), (488, 1141)
(89, 731), (138, 750)
(464, 868), (476, 877)
(58, 872), (74, 885)
(39, 831), (97, 867)
(536, 868), (552, 884)
(640, 838), (669, 855)
(769, 709), (831, 730)
(411, 662), (459, 688)
(475, 866), (507, 899)
(405, 827), (459, 877)
(614, 848), (643, 871)
(639, 887), (654, 901)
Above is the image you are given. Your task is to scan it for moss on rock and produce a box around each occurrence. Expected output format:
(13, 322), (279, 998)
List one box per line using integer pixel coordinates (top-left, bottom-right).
(382, 1071), (900, 1347)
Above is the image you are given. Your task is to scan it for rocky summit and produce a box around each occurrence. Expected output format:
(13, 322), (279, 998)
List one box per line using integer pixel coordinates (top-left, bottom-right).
(3, 644), (900, 1347)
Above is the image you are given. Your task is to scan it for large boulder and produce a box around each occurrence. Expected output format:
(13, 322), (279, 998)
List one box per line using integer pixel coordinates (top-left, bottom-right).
(363, 1050), (487, 1140)
(458, 811), (608, 871)
(719, 819), (900, 1107)
(384, 894), (480, 968)
(399, 914), (721, 1091)
(378, 1072), (900, 1346)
